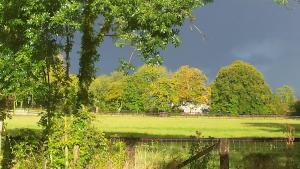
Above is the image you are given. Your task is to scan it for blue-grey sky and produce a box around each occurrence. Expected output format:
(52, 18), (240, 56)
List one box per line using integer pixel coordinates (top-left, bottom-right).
(70, 0), (300, 97)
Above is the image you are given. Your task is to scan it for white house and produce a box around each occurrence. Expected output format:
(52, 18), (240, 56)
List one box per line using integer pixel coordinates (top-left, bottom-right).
(179, 103), (209, 115)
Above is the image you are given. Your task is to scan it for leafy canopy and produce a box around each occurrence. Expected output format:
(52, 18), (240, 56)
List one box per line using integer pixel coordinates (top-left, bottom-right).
(211, 60), (272, 115)
(89, 72), (126, 112)
(145, 76), (178, 112)
(173, 65), (210, 105)
(122, 65), (168, 112)
(89, 65), (212, 113)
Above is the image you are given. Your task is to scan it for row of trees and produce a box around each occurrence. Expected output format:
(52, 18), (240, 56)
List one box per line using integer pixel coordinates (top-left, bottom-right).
(89, 65), (210, 113)
(90, 60), (298, 115)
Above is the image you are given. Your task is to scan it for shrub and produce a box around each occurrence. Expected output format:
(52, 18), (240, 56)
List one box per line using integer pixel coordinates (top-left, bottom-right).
(1, 129), (43, 168)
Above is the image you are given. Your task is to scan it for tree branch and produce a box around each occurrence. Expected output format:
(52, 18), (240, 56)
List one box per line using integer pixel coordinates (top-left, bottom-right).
(94, 18), (112, 45)
(104, 34), (116, 37)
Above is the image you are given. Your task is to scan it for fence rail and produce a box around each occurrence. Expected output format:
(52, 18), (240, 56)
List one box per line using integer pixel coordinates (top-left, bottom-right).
(96, 112), (300, 119)
(11, 110), (300, 119)
(110, 137), (300, 143)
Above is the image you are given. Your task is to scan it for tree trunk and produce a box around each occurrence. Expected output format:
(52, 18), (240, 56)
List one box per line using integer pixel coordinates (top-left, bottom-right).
(77, 2), (97, 107)
(13, 96), (16, 115)
(78, 2), (111, 108)
(0, 120), (3, 155)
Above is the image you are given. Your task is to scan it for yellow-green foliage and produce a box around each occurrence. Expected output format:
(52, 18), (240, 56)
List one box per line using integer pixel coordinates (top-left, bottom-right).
(145, 76), (178, 112)
(89, 72), (126, 112)
(122, 65), (168, 112)
(90, 65), (211, 113)
(173, 65), (210, 105)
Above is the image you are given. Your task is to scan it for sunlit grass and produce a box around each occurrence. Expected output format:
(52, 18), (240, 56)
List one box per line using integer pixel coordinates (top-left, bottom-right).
(6, 115), (300, 138)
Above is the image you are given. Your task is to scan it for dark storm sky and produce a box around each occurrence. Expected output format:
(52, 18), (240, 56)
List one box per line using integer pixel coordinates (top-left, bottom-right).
(70, 0), (300, 97)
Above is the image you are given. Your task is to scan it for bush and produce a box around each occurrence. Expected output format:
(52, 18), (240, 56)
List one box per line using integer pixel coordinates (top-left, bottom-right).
(1, 129), (43, 169)
(1, 129), (127, 169)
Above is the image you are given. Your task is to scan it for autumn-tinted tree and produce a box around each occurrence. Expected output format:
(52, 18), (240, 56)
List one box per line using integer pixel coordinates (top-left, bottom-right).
(211, 60), (272, 115)
(89, 65), (212, 113)
(173, 65), (210, 106)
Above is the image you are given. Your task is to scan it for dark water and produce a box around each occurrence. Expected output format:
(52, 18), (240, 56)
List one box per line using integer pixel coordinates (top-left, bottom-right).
(134, 141), (300, 169)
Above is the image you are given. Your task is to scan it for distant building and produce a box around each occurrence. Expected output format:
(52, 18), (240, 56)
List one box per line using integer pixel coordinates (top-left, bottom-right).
(179, 103), (209, 115)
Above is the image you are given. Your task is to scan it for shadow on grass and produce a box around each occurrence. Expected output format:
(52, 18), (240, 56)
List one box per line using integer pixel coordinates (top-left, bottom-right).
(243, 123), (300, 137)
(7, 129), (193, 138)
(104, 131), (193, 138)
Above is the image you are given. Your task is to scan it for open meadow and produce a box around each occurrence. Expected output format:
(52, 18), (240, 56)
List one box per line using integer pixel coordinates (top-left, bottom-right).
(6, 115), (300, 138)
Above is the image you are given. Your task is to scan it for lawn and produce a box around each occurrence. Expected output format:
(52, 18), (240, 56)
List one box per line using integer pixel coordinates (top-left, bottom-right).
(6, 115), (300, 138)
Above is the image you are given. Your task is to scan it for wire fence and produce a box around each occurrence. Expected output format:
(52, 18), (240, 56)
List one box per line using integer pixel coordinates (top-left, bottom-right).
(110, 137), (300, 169)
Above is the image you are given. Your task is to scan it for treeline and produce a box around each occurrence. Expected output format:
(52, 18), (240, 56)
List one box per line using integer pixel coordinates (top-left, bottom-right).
(89, 65), (210, 113)
(89, 60), (299, 115)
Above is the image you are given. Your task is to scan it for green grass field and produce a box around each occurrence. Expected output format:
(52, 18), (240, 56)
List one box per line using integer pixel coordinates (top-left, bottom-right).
(6, 115), (300, 138)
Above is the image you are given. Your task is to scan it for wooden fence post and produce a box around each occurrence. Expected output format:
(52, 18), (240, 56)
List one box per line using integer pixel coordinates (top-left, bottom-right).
(72, 145), (79, 168)
(219, 139), (229, 169)
(42, 159), (48, 169)
(125, 138), (138, 168)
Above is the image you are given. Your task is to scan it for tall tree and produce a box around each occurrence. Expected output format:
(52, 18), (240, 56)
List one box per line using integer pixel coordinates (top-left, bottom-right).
(211, 60), (273, 115)
(173, 65), (211, 106)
